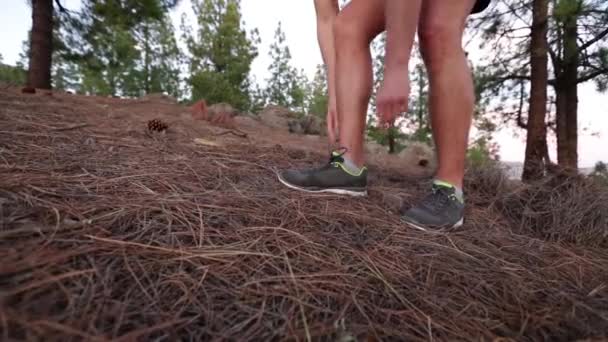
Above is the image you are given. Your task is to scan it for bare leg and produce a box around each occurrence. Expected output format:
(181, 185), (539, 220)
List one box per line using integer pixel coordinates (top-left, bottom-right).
(418, 0), (477, 189)
(314, 0), (340, 142)
(333, 0), (385, 167)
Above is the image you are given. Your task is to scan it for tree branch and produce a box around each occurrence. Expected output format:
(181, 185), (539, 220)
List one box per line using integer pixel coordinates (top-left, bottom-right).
(578, 27), (608, 53)
(488, 74), (557, 87)
(517, 80), (527, 129)
(55, 0), (67, 13)
(548, 45), (561, 73)
(577, 68), (608, 84)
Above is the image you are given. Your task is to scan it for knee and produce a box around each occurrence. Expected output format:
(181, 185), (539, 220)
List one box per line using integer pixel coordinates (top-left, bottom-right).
(333, 14), (365, 50)
(418, 20), (464, 68)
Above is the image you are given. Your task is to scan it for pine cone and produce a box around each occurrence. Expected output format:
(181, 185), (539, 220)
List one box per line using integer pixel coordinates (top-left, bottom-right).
(147, 119), (168, 132)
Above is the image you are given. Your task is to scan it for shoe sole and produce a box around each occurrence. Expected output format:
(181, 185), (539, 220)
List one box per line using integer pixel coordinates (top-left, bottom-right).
(402, 217), (464, 232)
(277, 174), (367, 197)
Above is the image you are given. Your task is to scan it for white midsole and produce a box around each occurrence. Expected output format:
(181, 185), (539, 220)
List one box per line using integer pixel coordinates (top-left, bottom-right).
(277, 174), (367, 197)
(403, 217), (464, 232)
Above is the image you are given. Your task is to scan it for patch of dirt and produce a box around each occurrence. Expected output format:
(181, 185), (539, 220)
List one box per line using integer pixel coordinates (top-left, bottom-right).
(1, 87), (607, 341)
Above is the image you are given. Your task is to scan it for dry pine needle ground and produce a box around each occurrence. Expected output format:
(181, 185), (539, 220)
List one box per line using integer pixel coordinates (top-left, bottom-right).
(0, 88), (607, 341)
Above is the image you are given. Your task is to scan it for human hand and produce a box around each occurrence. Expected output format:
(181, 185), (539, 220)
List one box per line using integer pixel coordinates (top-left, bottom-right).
(377, 65), (410, 128)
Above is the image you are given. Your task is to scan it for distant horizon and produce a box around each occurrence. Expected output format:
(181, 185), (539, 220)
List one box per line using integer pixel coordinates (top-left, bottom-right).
(1, 0), (606, 167)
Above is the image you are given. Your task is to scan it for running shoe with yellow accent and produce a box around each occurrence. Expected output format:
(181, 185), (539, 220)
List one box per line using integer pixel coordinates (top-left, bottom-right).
(278, 150), (367, 196)
(401, 181), (465, 231)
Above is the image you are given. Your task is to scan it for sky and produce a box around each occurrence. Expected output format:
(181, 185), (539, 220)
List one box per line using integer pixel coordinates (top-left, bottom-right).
(1, 0), (606, 167)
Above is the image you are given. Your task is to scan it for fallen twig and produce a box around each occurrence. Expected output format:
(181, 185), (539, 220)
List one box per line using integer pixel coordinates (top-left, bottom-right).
(214, 129), (248, 138)
(51, 123), (89, 132)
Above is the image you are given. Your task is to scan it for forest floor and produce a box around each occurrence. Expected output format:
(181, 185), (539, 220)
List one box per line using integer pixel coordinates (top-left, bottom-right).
(1, 87), (608, 341)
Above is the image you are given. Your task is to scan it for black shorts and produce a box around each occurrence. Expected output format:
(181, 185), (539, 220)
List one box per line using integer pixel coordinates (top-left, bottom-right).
(471, 0), (491, 14)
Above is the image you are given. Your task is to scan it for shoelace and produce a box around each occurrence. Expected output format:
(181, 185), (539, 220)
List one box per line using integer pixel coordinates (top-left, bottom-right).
(328, 147), (348, 166)
(420, 185), (457, 212)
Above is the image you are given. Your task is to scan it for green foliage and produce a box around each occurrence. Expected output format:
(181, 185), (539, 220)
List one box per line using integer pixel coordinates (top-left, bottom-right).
(0, 54), (27, 85)
(366, 123), (409, 154)
(307, 64), (329, 118)
(248, 79), (267, 114)
(265, 22), (308, 112)
(367, 36), (433, 149)
(467, 136), (500, 167)
(594, 161), (607, 174)
(590, 161), (608, 186)
(55, 0), (182, 97)
(469, 0), (608, 127)
(185, 0), (259, 111)
(406, 62), (432, 144)
(134, 16), (183, 98)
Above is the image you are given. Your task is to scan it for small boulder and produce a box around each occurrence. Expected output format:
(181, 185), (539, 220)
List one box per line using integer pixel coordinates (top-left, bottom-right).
(21, 87), (36, 94)
(287, 119), (303, 134)
(288, 115), (324, 135)
(364, 140), (389, 155)
(259, 105), (298, 130)
(191, 100), (238, 128)
(301, 115), (324, 136)
(191, 100), (209, 121)
(208, 102), (238, 118)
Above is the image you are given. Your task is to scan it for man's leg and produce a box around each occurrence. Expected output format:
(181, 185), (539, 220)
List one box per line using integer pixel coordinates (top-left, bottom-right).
(313, 0), (340, 142)
(401, 0), (477, 230)
(420, 0), (476, 189)
(277, 0), (384, 196)
(333, 0), (386, 167)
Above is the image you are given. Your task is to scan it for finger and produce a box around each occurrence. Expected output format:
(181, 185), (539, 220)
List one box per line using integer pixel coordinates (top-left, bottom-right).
(387, 102), (397, 124)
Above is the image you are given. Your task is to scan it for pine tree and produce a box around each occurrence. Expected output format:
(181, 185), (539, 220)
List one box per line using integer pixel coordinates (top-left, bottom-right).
(134, 15), (183, 98)
(0, 54), (27, 85)
(406, 58), (432, 143)
(24, 0), (179, 93)
(265, 21), (309, 112)
(523, 0), (550, 181)
(471, 0), (608, 173)
(27, 0), (54, 89)
(184, 0), (259, 111)
(307, 64), (329, 118)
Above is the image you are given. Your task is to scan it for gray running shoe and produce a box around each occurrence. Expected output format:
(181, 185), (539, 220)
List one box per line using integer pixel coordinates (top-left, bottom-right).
(278, 151), (367, 196)
(401, 182), (464, 231)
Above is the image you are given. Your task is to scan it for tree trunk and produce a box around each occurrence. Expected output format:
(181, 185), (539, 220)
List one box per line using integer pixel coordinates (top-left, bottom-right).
(556, 8), (579, 171)
(522, 0), (549, 181)
(388, 128), (396, 154)
(143, 22), (151, 94)
(27, 0), (54, 89)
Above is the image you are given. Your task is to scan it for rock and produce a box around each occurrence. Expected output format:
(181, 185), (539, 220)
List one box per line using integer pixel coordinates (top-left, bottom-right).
(398, 142), (436, 169)
(259, 105), (298, 129)
(21, 87), (36, 94)
(191, 100), (237, 128)
(301, 115), (324, 136)
(234, 115), (260, 128)
(207, 103), (238, 128)
(364, 140), (388, 155)
(208, 102), (238, 118)
(191, 100), (208, 121)
(287, 119), (303, 134)
(287, 115), (324, 136)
